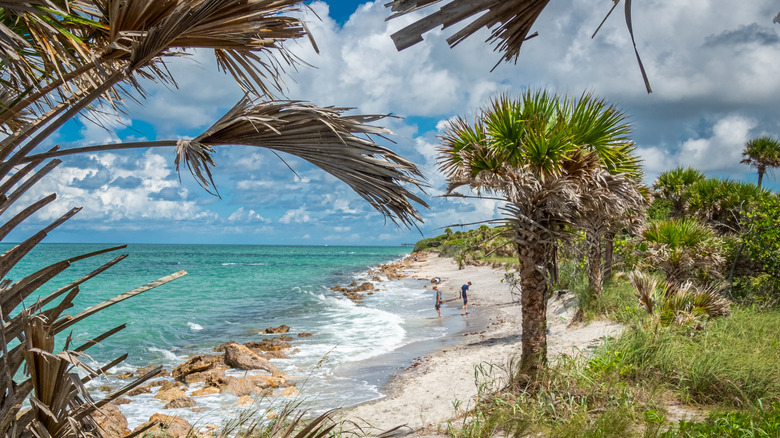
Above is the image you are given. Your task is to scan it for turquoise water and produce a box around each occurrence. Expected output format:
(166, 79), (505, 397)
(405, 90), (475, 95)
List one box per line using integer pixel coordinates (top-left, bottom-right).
(5, 244), (451, 427)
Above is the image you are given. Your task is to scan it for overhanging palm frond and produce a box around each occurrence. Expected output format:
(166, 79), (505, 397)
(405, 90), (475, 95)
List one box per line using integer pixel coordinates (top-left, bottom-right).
(385, 0), (652, 92)
(179, 99), (428, 228)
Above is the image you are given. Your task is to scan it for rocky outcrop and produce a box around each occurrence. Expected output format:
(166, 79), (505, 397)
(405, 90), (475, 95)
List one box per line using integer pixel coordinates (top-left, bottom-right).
(92, 402), (130, 438)
(134, 414), (192, 438)
(245, 339), (291, 352)
(222, 342), (279, 374)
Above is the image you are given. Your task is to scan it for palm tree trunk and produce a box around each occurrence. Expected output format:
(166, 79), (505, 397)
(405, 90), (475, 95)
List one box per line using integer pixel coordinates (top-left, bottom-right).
(603, 232), (615, 280)
(586, 230), (603, 295)
(757, 167), (764, 188)
(549, 244), (559, 285)
(517, 242), (548, 379)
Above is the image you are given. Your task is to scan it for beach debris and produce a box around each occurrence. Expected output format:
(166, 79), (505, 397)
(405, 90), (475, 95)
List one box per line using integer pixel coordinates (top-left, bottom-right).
(134, 414), (192, 438)
(263, 325), (290, 334)
(223, 342), (280, 374)
(92, 402), (130, 438)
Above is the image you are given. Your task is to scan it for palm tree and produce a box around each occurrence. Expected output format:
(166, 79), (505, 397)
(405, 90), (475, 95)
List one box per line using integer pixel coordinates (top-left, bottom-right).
(438, 90), (642, 377)
(741, 136), (780, 188)
(0, 1), (426, 435)
(638, 218), (724, 286)
(653, 167), (706, 218)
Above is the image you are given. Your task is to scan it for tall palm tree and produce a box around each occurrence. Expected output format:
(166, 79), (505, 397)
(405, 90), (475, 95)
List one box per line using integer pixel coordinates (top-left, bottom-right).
(439, 90), (642, 377)
(741, 136), (780, 188)
(0, 1), (426, 436)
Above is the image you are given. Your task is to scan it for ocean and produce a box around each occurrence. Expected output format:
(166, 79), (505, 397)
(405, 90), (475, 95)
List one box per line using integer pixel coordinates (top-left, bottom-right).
(6, 244), (465, 429)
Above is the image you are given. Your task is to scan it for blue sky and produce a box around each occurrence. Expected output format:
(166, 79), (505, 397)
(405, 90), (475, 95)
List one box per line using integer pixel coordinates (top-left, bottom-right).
(12, 0), (780, 245)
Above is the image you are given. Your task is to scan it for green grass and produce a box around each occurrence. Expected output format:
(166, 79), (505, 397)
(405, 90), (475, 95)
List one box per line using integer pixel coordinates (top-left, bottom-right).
(660, 401), (780, 437)
(607, 307), (780, 406)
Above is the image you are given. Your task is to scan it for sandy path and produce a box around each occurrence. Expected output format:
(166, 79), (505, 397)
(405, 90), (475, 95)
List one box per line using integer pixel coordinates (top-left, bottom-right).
(340, 253), (622, 434)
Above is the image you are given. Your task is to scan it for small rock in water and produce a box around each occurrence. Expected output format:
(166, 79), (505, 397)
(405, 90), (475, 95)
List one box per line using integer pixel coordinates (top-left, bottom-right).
(237, 395), (254, 406)
(116, 372), (133, 379)
(126, 386), (152, 397)
(297, 332), (313, 338)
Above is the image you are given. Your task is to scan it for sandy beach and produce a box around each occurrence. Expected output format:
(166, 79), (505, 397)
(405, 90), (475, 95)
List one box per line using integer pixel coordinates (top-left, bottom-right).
(341, 252), (622, 434)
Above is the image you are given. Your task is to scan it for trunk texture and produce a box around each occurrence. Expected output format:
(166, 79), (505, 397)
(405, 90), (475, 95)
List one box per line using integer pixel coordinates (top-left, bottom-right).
(586, 230), (603, 295)
(517, 242), (549, 378)
(549, 245), (559, 285)
(603, 232), (615, 280)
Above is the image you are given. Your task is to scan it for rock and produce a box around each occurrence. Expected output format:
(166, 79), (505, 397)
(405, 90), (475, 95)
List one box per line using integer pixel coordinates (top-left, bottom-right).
(155, 387), (187, 402)
(250, 374), (287, 389)
(164, 397), (196, 409)
(297, 332), (313, 338)
(263, 325), (290, 334)
(134, 414), (192, 438)
(172, 355), (224, 382)
(126, 386), (152, 397)
(354, 282), (374, 292)
(221, 377), (260, 396)
(98, 385), (113, 392)
(113, 397), (132, 405)
(116, 372), (133, 379)
(183, 366), (228, 385)
(237, 395), (254, 406)
(223, 342), (279, 373)
(192, 408), (206, 413)
(279, 335), (292, 341)
(136, 365), (170, 378)
(159, 380), (186, 391)
(371, 276), (381, 282)
(245, 339), (291, 352)
(92, 402), (129, 438)
(192, 386), (220, 397)
(279, 386), (300, 397)
(255, 350), (289, 360)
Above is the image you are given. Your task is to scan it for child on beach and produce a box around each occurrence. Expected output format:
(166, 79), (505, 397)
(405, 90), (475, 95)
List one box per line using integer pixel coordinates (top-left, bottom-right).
(461, 281), (471, 315)
(434, 285), (442, 318)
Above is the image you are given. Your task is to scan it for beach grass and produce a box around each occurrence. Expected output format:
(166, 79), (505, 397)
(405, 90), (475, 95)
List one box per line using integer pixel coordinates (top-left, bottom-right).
(451, 300), (780, 437)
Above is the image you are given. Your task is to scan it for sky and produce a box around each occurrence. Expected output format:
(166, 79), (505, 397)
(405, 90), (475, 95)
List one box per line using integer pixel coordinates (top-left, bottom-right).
(11, 0), (780, 245)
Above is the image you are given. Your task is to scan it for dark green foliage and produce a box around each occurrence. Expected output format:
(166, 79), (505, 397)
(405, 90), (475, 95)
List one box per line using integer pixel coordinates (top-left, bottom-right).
(413, 226), (516, 265)
(647, 198), (673, 221)
(742, 194), (780, 276)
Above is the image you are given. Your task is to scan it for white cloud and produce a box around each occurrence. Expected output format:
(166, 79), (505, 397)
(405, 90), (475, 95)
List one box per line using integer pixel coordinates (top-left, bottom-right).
(227, 207), (269, 223)
(279, 206), (312, 224)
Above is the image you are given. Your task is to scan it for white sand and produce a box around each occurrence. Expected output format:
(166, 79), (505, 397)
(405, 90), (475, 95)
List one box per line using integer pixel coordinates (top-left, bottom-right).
(340, 253), (622, 435)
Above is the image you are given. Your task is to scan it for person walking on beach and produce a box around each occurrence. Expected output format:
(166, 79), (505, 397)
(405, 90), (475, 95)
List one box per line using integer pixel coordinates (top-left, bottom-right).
(434, 285), (442, 318)
(461, 281), (472, 315)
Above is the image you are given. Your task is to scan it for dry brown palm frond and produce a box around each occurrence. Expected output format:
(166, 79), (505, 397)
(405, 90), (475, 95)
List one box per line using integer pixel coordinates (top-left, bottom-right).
(190, 99), (427, 227)
(385, 0), (652, 92)
(627, 270), (659, 314)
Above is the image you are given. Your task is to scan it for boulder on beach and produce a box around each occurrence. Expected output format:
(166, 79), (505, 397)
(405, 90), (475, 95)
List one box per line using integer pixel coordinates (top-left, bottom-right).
(263, 325), (290, 334)
(222, 342), (279, 374)
(126, 386), (152, 397)
(134, 414), (192, 438)
(136, 365), (171, 378)
(155, 387), (187, 402)
(183, 366), (227, 385)
(92, 402), (130, 438)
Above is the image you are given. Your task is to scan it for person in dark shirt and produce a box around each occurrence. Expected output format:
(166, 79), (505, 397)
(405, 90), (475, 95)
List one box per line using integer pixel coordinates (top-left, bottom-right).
(461, 281), (472, 315)
(434, 285), (442, 318)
